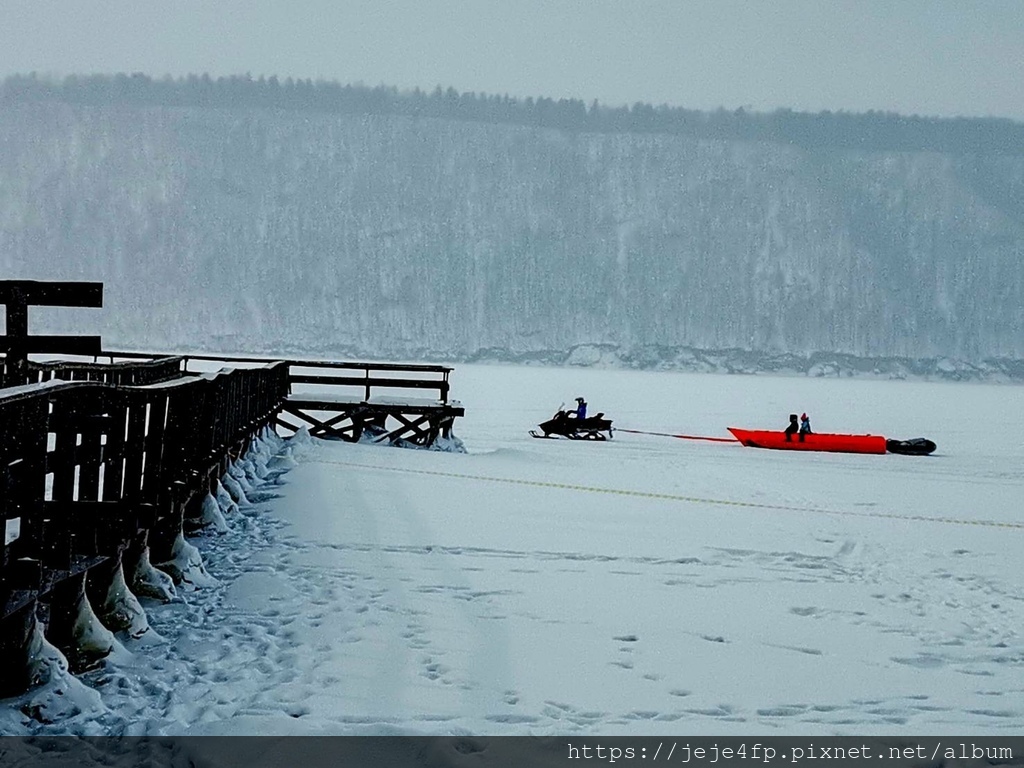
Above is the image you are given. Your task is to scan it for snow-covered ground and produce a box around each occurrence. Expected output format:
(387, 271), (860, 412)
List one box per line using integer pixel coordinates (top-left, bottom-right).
(2, 364), (1023, 737)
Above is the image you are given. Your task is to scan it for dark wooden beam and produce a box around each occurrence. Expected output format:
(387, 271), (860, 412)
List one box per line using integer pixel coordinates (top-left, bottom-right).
(286, 398), (464, 416)
(0, 335), (102, 355)
(374, 412), (433, 445)
(279, 405), (346, 437)
(290, 373), (449, 391)
(0, 281), (103, 308)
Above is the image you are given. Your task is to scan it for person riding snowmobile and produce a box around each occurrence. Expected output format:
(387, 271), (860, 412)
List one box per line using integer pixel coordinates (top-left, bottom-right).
(572, 397), (587, 420)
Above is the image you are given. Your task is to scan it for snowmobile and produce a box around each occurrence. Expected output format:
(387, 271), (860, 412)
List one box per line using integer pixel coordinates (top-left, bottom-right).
(530, 407), (614, 441)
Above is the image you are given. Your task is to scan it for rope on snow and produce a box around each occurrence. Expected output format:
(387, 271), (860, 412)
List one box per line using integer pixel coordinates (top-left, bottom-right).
(309, 458), (1024, 531)
(616, 428), (739, 443)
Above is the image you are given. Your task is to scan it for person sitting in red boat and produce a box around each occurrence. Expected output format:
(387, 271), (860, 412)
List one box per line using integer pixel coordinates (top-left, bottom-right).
(784, 413), (799, 441)
(799, 413), (812, 436)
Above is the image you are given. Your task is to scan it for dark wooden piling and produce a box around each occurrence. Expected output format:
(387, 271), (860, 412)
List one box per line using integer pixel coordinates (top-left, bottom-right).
(0, 603), (37, 697)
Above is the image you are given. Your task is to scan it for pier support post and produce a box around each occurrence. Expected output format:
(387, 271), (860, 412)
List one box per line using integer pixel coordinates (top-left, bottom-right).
(149, 499), (183, 566)
(123, 531), (176, 602)
(45, 571), (115, 673)
(0, 601), (37, 696)
(85, 552), (150, 638)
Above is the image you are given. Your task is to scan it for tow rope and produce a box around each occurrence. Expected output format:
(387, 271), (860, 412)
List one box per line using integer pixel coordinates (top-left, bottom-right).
(308, 458), (1024, 531)
(616, 428), (738, 443)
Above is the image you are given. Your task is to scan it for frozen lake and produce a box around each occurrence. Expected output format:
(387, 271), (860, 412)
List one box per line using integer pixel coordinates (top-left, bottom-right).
(3, 364), (1022, 737)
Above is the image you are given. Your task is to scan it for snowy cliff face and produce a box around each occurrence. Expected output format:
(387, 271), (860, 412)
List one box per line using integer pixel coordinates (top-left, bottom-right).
(1, 102), (1022, 377)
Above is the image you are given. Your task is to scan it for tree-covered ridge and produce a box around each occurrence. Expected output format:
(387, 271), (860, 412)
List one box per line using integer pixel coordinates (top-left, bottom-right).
(3, 72), (1023, 156)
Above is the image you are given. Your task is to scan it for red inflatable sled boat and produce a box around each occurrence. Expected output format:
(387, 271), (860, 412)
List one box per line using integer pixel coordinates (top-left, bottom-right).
(728, 428), (887, 455)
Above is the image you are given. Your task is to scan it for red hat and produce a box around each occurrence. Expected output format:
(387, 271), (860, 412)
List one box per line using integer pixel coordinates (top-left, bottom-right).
(801, 413), (808, 419)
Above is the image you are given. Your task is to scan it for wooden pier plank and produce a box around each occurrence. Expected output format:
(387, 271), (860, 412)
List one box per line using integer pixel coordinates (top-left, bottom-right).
(0, 281), (103, 308)
(0, 335), (102, 356)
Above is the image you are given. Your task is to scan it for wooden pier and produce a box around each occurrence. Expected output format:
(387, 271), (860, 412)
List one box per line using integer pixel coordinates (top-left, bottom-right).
(102, 352), (465, 448)
(1, 279), (466, 697)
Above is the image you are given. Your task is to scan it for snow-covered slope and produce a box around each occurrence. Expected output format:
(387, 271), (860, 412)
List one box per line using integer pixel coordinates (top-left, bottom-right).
(1, 101), (1022, 377)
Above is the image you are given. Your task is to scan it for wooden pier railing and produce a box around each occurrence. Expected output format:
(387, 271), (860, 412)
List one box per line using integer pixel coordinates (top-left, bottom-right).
(102, 351), (465, 446)
(0, 360), (289, 695)
(24, 356), (186, 387)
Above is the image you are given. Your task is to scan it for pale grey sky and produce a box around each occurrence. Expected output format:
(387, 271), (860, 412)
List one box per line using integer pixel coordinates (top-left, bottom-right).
(2, 0), (1023, 120)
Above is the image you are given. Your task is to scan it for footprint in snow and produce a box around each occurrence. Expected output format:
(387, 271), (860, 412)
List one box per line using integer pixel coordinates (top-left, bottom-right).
(789, 606), (819, 617)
